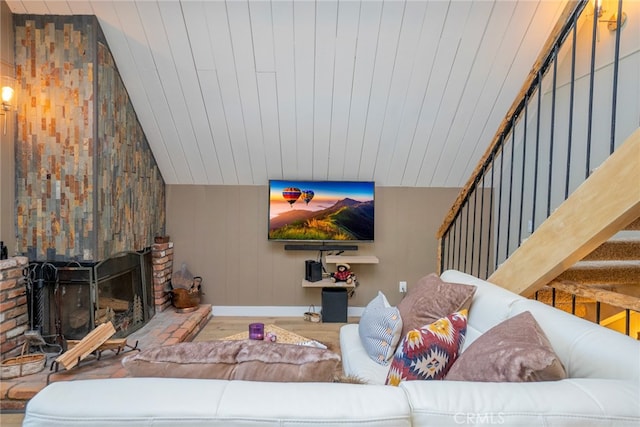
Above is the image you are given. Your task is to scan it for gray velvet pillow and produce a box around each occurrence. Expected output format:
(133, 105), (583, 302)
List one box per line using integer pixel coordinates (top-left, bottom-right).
(122, 340), (341, 382)
(446, 311), (567, 382)
(396, 273), (476, 338)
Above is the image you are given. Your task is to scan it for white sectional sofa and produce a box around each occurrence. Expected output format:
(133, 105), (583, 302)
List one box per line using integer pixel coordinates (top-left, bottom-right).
(342, 270), (640, 426)
(23, 270), (640, 427)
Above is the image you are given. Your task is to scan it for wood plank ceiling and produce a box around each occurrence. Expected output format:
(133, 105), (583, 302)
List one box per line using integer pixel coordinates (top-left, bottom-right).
(6, 0), (567, 187)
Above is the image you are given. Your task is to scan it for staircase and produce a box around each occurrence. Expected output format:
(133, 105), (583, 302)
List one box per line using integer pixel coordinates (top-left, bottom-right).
(434, 3), (640, 340)
(535, 217), (640, 339)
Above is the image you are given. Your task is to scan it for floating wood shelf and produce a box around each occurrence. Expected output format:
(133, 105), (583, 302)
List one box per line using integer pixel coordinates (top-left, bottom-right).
(302, 278), (356, 288)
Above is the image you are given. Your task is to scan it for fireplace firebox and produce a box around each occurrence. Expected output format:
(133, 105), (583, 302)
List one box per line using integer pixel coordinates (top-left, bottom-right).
(27, 250), (155, 343)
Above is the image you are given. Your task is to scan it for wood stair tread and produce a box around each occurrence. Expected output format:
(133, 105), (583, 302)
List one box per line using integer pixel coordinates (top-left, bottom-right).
(568, 260), (640, 269)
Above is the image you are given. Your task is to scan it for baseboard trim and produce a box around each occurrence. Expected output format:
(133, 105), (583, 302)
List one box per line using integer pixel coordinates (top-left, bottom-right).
(211, 305), (364, 317)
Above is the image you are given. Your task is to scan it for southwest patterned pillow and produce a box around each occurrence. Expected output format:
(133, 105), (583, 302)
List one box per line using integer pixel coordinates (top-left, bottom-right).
(385, 310), (467, 386)
(358, 291), (403, 365)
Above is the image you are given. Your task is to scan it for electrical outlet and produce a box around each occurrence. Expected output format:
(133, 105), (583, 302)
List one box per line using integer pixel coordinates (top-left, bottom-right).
(399, 281), (407, 293)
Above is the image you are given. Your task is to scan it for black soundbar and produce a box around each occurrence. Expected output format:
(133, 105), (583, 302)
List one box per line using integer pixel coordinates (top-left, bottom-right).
(284, 244), (358, 251)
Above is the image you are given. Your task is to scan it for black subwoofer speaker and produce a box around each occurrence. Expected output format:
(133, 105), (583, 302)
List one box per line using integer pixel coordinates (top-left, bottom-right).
(321, 287), (347, 323)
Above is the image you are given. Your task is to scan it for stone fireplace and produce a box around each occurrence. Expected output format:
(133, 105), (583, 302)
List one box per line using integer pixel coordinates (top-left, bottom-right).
(28, 250), (155, 342)
(9, 15), (167, 347)
(1, 243), (172, 360)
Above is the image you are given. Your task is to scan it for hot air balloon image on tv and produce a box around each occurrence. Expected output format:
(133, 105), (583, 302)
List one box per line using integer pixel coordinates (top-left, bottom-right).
(282, 187), (301, 206)
(268, 180), (374, 242)
(301, 190), (315, 205)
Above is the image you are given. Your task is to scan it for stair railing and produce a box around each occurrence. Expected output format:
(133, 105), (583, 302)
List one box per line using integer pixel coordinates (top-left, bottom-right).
(437, 0), (634, 280)
(437, 0), (639, 338)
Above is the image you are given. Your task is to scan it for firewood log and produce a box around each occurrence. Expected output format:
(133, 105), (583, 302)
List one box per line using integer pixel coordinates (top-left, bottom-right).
(98, 297), (129, 311)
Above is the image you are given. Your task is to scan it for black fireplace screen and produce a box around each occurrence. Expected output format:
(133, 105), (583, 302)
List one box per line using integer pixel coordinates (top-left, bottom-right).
(27, 249), (154, 342)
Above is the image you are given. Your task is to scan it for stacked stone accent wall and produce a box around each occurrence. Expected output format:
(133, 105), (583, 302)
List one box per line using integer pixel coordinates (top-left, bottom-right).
(96, 39), (166, 258)
(0, 257), (29, 359)
(13, 16), (165, 262)
(152, 242), (173, 312)
(14, 17), (96, 261)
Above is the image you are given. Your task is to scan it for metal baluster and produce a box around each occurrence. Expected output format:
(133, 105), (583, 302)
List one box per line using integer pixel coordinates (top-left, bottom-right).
(446, 227), (452, 270)
(471, 187), (478, 276)
(565, 23), (577, 200)
(486, 155), (495, 279)
(586, 3), (598, 179)
(547, 47), (558, 218)
(532, 76), (542, 232)
(464, 198), (470, 273)
(495, 135), (505, 270)
(610, 0), (623, 154)
(457, 213), (463, 271)
(518, 100), (528, 247)
(477, 171), (485, 277)
(505, 129), (516, 260)
(625, 309), (630, 336)
(448, 233), (453, 271)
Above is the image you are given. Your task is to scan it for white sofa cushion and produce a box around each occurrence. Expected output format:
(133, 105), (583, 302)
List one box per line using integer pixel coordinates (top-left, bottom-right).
(340, 323), (391, 384)
(401, 378), (640, 427)
(23, 377), (413, 427)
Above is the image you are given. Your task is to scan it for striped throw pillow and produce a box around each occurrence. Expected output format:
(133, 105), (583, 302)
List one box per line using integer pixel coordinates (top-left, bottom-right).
(358, 291), (403, 365)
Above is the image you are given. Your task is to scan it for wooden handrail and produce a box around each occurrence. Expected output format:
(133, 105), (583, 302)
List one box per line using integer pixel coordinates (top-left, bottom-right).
(437, 1), (582, 239)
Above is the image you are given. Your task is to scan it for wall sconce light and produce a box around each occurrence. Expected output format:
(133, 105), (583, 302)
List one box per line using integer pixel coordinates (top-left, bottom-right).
(594, 0), (627, 32)
(1, 85), (14, 135)
(603, 11), (627, 31)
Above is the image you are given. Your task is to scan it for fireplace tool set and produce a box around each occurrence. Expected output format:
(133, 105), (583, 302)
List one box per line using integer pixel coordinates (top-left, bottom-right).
(25, 262), (64, 357)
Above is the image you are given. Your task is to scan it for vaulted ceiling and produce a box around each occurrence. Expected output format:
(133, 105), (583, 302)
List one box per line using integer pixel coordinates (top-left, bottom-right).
(6, 0), (568, 187)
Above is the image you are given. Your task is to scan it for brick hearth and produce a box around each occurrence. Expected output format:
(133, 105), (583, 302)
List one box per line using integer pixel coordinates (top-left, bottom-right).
(0, 304), (211, 411)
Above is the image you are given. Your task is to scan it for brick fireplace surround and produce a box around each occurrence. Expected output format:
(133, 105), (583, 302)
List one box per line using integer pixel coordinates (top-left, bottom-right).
(0, 243), (211, 411)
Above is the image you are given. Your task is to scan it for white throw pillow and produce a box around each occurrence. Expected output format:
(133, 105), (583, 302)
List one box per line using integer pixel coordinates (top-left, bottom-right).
(358, 291), (403, 365)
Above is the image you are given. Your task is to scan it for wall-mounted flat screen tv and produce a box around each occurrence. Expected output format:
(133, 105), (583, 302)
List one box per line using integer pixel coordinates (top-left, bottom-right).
(268, 180), (374, 242)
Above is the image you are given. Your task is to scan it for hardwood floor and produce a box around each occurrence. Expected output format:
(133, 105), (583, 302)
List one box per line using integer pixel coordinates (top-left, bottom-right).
(193, 315), (358, 353)
(0, 413), (23, 427)
(0, 316), (357, 426)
